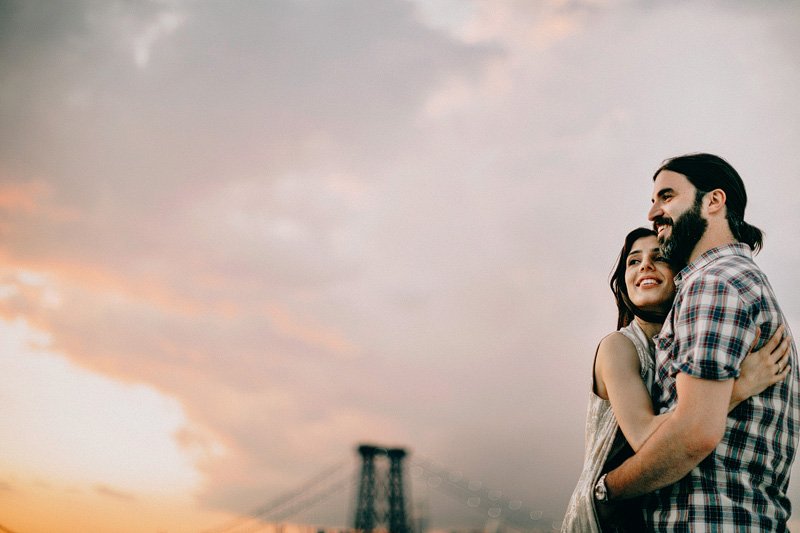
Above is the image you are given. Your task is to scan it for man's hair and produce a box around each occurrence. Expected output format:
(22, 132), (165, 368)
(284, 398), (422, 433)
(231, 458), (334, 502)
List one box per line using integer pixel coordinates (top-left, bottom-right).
(610, 227), (669, 330)
(653, 153), (764, 253)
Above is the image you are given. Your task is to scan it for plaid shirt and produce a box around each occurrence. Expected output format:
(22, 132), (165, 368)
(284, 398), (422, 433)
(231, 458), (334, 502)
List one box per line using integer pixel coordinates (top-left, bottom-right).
(645, 243), (800, 532)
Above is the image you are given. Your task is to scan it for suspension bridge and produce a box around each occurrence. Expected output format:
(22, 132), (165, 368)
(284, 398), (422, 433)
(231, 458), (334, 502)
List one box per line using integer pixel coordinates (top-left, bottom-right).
(201, 443), (555, 533)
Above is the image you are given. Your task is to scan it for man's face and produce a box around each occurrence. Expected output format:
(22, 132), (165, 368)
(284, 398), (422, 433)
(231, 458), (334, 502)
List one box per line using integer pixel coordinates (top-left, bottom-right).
(648, 170), (707, 268)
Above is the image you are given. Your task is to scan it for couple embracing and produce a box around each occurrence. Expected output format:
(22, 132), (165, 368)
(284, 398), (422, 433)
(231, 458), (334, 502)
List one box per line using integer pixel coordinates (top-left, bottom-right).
(563, 153), (799, 532)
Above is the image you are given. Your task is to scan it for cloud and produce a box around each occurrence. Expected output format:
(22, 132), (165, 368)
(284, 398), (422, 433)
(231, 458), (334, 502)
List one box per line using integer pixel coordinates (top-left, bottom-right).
(0, 0), (503, 518)
(132, 9), (186, 68)
(94, 484), (137, 501)
(0, 180), (49, 213)
(2, 0), (800, 529)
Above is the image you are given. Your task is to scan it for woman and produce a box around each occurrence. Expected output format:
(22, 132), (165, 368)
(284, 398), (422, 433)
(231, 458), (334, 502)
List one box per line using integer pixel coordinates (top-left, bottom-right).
(561, 227), (790, 532)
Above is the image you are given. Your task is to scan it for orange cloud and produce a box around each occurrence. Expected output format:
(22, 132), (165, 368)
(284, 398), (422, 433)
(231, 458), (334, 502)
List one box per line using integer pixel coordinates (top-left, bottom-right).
(94, 484), (137, 501)
(0, 180), (79, 221)
(265, 304), (360, 359)
(0, 180), (49, 213)
(0, 477), (224, 533)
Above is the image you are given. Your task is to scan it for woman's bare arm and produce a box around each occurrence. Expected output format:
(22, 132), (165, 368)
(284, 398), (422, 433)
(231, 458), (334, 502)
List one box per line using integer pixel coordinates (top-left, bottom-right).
(595, 332), (666, 452)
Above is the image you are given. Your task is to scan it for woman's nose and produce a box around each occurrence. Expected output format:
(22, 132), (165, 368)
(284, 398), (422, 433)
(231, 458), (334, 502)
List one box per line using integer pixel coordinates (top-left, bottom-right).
(640, 257), (655, 270)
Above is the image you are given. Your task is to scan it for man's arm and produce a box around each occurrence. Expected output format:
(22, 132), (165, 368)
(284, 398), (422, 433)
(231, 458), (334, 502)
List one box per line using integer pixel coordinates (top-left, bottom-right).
(603, 372), (733, 500)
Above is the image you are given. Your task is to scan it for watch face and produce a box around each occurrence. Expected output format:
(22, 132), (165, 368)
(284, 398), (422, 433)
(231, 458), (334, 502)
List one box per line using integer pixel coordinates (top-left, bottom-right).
(594, 476), (607, 501)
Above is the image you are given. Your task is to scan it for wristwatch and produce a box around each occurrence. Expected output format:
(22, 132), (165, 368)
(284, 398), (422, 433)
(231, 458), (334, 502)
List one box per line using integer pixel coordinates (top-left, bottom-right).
(594, 473), (610, 503)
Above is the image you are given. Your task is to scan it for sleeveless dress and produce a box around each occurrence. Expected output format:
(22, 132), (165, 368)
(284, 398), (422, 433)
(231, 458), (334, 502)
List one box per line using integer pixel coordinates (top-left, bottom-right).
(560, 320), (655, 532)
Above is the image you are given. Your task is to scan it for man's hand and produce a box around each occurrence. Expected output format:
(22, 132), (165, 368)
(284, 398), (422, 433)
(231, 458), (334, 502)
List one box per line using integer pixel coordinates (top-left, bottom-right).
(603, 373), (732, 500)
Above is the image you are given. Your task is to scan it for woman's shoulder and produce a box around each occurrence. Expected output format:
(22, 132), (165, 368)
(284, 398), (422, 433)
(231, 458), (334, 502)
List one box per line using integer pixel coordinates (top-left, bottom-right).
(598, 330), (634, 350)
(593, 330), (641, 399)
(596, 330), (639, 363)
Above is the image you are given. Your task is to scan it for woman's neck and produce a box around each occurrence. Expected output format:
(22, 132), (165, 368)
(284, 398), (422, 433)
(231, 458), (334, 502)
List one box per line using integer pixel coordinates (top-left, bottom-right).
(634, 316), (663, 340)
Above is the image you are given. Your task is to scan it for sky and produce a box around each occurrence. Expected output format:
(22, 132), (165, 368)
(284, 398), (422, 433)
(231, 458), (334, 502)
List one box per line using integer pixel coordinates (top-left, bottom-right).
(1, 0), (800, 531)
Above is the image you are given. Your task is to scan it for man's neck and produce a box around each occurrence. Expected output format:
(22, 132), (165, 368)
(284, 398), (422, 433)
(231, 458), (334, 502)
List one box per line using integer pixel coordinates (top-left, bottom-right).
(688, 224), (737, 264)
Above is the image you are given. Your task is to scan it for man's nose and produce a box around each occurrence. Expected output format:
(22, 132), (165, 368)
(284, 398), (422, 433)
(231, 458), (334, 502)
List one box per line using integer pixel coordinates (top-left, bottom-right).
(647, 202), (661, 221)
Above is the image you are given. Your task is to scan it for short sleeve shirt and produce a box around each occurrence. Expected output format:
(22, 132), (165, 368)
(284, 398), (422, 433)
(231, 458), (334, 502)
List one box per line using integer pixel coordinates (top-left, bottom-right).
(645, 243), (800, 532)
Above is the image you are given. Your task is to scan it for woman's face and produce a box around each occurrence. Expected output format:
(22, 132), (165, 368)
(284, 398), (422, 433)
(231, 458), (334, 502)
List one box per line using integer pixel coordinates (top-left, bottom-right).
(624, 235), (676, 313)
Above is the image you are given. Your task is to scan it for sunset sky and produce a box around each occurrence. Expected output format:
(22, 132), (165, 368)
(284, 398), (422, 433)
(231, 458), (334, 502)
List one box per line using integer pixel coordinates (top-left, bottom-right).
(2, 1), (800, 532)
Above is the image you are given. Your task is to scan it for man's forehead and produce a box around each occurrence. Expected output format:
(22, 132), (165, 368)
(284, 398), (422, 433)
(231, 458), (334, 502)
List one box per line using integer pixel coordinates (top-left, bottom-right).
(652, 169), (693, 194)
(654, 169), (691, 187)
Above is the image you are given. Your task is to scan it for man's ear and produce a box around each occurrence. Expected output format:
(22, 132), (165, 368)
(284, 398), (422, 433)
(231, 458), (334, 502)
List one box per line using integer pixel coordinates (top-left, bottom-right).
(705, 189), (727, 215)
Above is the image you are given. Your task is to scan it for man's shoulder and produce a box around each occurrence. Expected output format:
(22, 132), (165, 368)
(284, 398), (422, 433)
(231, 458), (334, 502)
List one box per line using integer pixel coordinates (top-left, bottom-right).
(686, 253), (765, 289)
(677, 260), (768, 311)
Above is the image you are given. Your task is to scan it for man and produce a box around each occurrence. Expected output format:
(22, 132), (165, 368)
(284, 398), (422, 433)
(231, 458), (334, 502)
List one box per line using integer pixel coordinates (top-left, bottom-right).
(593, 153), (799, 530)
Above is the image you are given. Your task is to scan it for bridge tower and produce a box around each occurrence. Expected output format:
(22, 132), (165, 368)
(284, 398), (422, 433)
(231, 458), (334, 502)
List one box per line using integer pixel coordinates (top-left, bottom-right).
(353, 444), (410, 533)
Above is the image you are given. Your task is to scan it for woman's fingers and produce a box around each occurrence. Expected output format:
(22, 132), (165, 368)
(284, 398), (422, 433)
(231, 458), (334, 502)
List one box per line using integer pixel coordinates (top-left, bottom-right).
(761, 324), (785, 355)
(772, 359), (791, 384)
(772, 337), (791, 364)
(769, 335), (792, 384)
(740, 324), (793, 392)
(750, 326), (763, 352)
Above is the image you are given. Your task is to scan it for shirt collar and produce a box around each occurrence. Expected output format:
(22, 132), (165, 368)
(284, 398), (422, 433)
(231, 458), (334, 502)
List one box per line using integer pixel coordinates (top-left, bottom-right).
(674, 242), (752, 288)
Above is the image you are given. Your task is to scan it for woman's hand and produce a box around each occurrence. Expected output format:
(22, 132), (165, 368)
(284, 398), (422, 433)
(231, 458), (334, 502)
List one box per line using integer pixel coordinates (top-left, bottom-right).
(733, 324), (791, 404)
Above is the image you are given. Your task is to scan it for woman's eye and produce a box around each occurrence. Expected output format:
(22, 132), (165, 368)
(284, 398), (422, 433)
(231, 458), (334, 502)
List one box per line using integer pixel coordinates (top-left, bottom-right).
(655, 256), (667, 262)
(628, 259), (640, 266)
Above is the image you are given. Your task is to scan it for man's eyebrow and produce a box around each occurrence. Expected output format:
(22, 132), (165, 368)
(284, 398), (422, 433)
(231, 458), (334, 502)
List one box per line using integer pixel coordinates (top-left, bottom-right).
(652, 187), (675, 202)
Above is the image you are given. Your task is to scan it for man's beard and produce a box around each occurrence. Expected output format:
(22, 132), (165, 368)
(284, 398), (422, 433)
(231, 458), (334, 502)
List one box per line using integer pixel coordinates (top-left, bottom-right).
(655, 198), (707, 270)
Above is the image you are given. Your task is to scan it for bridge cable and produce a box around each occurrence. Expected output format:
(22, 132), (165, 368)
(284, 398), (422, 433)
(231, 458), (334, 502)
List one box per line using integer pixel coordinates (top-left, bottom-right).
(200, 460), (352, 533)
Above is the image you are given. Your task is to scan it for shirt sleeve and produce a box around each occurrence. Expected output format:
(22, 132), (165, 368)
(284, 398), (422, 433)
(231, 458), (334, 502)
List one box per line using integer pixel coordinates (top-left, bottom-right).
(671, 274), (757, 380)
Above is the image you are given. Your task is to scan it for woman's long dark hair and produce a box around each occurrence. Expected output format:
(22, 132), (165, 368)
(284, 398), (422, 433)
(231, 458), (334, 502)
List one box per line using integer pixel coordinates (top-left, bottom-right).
(610, 227), (671, 330)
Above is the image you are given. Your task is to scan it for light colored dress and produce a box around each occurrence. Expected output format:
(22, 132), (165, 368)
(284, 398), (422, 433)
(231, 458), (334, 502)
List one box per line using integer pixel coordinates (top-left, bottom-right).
(560, 320), (655, 533)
